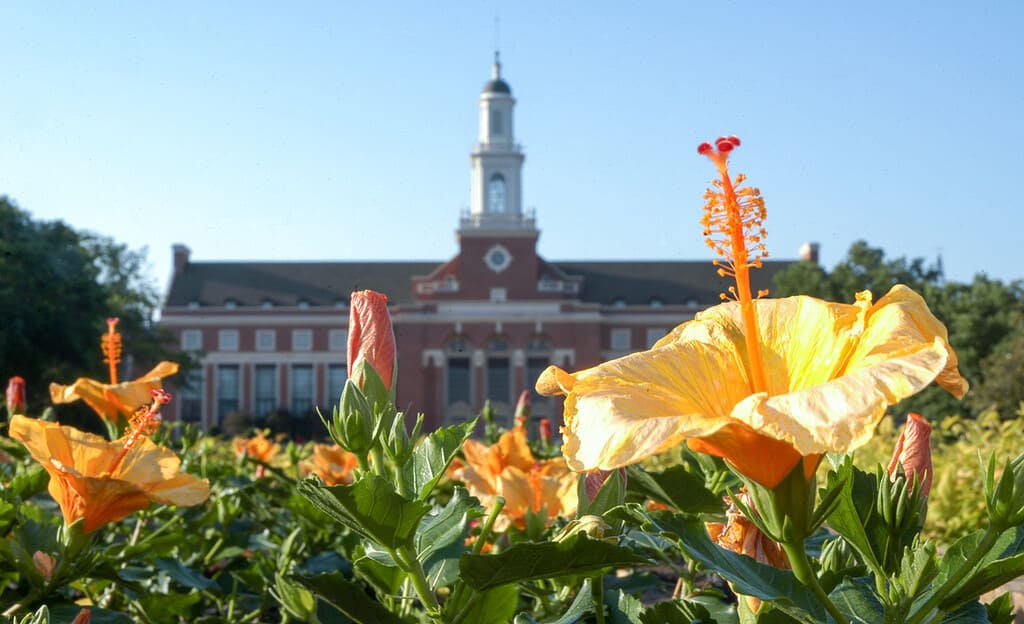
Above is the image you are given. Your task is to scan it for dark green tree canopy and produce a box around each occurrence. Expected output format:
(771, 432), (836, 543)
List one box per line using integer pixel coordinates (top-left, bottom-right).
(773, 240), (1024, 419)
(0, 196), (177, 423)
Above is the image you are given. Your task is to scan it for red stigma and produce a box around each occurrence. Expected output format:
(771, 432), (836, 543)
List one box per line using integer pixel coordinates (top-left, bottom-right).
(697, 142), (713, 155)
(151, 389), (172, 404)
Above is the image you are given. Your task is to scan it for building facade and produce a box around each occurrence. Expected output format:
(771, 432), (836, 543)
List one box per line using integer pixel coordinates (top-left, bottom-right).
(159, 57), (792, 435)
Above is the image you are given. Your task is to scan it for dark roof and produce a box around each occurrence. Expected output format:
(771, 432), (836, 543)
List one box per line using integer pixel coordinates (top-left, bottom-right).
(165, 261), (439, 307)
(552, 260), (791, 306)
(164, 258), (795, 308)
(482, 78), (511, 94)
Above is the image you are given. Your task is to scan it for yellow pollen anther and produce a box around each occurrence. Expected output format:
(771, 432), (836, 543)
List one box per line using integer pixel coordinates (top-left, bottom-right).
(107, 389), (169, 473)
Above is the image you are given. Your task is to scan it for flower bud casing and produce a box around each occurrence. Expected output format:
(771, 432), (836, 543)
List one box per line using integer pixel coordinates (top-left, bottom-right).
(348, 290), (396, 393)
(888, 413), (933, 497)
(6, 376), (26, 416)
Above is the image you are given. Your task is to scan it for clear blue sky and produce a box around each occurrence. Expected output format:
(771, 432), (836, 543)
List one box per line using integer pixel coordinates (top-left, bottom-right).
(2, 2), (1022, 301)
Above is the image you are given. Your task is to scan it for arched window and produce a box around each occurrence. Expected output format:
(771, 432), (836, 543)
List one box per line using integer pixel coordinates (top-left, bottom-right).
(488, 174), (507, 213)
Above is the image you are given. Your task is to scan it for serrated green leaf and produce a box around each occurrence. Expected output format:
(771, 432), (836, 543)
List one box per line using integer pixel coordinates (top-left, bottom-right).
(822, 459), (887, 574)
(927, 526), (1024, 613)
(625, 507), (824, 624)
(626, 464), (724, 515)
(402, 418), (478, 501)
(514, 579), (593, 624)
(298, 474), (431, 549)
(828, 577), (884, 624)
(460, 533), (648, 591)
(451, 584), (518, 624)
(355, 556), (404, 597)
(939, 601), (989, 623)
(607, 590), (643, 624)
(640, 600), (717, 624)
(984, 592), (1015, 624)
(295, 571), (406, 624)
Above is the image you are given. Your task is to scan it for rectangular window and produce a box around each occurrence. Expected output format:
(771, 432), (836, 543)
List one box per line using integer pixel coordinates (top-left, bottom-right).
(218, 330), (239, 352)
(215, 365), (240, 424)
(526, 356), (550, 404)
(253, 365), (277, 420)
(290, 364), (314, 417)
(327, 364), (347, 406)
(328, 329), (348, 352)
(181, 329), (202, 351)
(486, 357), (511, 404)
(490, 287), (507, 303)
(610, 328), (631, 351)
(292, 329), (313, 352)
(179, 368), (203, 422)
(255, 329), (276, 352)
(646, 328), (668, 349)
(447, 358), (471, 405)
(490, 109), (504, 135)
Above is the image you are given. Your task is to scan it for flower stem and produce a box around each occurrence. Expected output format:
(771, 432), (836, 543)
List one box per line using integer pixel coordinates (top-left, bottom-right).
(592, 574), (606, 624)
(393, 545), (441, 620)
(781, 541), (849, 624)
(370, 446), (388, 479)
(906, 525), (1001, 624)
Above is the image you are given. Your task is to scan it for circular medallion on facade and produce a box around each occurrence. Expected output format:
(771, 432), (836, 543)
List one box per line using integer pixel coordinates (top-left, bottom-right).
(484, 244), (512, 273)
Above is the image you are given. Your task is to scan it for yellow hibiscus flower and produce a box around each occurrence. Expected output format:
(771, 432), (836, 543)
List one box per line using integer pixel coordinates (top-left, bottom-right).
(49, 361), (180, 422)
(303, 443), (360, 486)
(8, 414), (209, 533)
(450, 427), (578, 531)
(537, 136), (967, 489)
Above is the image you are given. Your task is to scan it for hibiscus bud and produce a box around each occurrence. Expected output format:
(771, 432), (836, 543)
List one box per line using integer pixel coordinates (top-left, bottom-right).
(888, 413), (933, 497)
(6, 376), (26, 416)
(514, 390), (531, 428)
(554, 514), (614, 543)
(585, 468), (627, 503)
(539, 418), (552, 444)
(347, 290), (396, 392)
(33, 550), (56, 581)
(72, 608), (91, 624)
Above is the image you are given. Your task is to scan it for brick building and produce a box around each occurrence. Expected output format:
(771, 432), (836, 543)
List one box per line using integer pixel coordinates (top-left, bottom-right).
(159, 57), (791, 434)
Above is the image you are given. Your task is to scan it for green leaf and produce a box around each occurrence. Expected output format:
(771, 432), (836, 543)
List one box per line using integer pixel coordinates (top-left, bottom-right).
(295, 571), (406, 624)
(456, 583), (519, 624)
(607, 590), (643, 624)
(402, 417), (478, 500)
(578, 469), (626, 517)
(640, 600), (717, 624)
(49, 604), (135, 624)
(822, 458), (885, 574)
(298, 474), (431, 549)
(513, 579), (593, 624)
(828, 578), (884, 624)
(416, 486), (478, 588)
(939, 601), (990, 623)
(622, 507), (824, 624)
(626, 464), (723, 514)
(934, 526), (1024, 611)
(355, 556), (404, 597)
(459, 533), (648, 591)
(984, 592), (1015, 624)
(154, 557), (218, 591)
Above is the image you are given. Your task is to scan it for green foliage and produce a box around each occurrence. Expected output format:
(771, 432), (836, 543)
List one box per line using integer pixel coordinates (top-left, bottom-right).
(0, 196), (184, 419)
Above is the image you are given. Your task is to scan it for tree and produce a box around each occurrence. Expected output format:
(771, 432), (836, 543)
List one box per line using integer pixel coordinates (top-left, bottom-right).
(0, 196), (179, 423)
(773, 240), (1024, 419)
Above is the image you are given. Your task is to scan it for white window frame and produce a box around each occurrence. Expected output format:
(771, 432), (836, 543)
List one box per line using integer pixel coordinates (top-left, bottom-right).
(181, 329), (202, 351)
(255, 329), (276, 352)
(328, 329), (348, 352)
(646, 327), (668, 349)
(292, 329), (313, 352)
(218, 329), (239, 352)
(490, 287), (507, 303)
(610, 328), (631, 351)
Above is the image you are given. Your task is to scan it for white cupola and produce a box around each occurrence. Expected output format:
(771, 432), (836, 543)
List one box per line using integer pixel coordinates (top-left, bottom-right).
(462, 52), (531, 233)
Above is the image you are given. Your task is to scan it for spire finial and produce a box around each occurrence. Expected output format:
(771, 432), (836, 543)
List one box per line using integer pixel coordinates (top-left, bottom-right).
(492, 16), (502, 80)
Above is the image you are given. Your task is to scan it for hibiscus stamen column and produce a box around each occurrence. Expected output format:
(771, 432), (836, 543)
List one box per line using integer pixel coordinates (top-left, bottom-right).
(107, 389), (170, 473)
(698, 137), (769, 393)
(101, 318), (123, 385)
